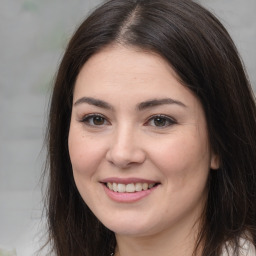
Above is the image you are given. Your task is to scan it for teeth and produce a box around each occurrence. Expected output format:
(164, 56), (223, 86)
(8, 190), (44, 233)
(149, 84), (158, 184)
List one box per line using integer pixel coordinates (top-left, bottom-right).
(107, 182), (113, 190)
(148, 183), (154, 189)
(135, 183), (142, 192)
(117, 183), (126, 193)
(126, 183), (135, 192)
(113, 183), (118, 192)
(106, 182), (156, 193)
(142, 183), (148, 190)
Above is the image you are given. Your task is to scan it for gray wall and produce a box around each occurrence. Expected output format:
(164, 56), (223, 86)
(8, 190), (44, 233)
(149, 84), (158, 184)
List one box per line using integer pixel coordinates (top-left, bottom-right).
(200, 0), (256, 89)
(0, 1), (103, 255)
(0, 1), (255, 255)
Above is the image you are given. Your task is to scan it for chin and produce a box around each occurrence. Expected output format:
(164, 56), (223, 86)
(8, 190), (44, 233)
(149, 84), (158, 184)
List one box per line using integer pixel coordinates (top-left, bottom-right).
(108, 225), (153, 237)
(99, 215), (160, 237)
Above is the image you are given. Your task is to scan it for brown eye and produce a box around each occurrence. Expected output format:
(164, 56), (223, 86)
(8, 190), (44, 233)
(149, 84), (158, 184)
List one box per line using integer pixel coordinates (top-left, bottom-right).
(92, 116), (105, 125)
(81, 114), (109, 126)
(153, 117), (168, 127)
(146, 115), (176, 128)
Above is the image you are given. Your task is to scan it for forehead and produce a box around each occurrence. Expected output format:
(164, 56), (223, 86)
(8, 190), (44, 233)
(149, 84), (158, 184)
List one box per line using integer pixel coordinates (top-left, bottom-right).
(73, 44), (198, 110)
(77, 45), (175, 81)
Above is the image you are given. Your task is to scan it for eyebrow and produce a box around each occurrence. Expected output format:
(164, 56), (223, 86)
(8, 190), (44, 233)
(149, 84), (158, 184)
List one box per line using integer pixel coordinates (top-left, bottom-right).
(74, 97), (113, 110)
(74, 97), (186, 110)
(137, 98), (187, 110)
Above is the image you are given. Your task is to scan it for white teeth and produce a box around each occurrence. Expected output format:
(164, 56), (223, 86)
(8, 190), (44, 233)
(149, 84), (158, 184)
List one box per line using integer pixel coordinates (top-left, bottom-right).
(126, 183), (135, 192)
(135, 183), (143, 192)
(106, 182), (156, 193)
(142, 183), (148, 190)
(117, 183), (126, 193)
(113, 183), (118, 192)
(107, 182), (113, 190)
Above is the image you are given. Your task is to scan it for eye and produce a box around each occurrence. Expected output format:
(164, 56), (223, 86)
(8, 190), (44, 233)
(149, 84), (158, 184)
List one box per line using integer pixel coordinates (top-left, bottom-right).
(80, 114), (110, 126)
(145, 115), (176, 128)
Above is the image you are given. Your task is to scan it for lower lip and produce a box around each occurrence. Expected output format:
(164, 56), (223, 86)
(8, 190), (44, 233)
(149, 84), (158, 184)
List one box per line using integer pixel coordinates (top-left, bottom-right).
(102, 184), (158, 203)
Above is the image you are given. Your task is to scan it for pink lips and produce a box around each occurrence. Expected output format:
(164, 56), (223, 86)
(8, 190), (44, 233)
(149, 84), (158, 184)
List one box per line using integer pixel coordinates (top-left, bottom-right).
(101, 177), (159, 203)
(101, 177), (158, 184)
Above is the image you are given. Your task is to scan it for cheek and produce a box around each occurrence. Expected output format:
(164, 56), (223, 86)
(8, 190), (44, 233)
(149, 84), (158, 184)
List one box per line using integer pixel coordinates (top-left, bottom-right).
(149, 130), (210, 184)
(68, 127), (106, 180)
(150, 133), (210, 218)
(68, 129), (107, 206)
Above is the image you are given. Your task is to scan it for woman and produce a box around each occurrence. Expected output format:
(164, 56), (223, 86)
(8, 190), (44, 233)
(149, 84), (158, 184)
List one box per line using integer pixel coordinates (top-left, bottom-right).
(44, 0), (256, 255)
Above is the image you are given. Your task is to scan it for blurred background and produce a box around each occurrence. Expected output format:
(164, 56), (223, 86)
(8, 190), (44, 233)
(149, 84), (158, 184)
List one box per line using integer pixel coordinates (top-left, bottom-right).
(0, 0), (255, 255)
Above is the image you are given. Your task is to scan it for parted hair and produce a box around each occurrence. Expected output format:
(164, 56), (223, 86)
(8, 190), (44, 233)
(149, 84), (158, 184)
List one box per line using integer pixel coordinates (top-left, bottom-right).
(44, 0), (256, 255)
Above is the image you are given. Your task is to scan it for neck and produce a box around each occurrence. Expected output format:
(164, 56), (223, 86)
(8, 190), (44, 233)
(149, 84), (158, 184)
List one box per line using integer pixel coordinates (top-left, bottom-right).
(114, 219), (203, 256)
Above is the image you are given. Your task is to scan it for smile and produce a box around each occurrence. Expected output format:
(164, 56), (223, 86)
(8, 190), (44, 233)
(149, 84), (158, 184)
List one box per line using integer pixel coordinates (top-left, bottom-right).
(106, 182), (156, 193)
(101, 178), (160, 202)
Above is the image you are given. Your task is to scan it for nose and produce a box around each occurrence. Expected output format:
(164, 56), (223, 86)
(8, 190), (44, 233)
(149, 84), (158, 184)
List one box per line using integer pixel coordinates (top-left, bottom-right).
(106, 125), (146, 169)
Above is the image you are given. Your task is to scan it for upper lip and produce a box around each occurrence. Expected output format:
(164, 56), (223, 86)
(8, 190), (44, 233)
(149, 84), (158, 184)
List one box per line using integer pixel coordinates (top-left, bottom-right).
(101, 177), (160, 184)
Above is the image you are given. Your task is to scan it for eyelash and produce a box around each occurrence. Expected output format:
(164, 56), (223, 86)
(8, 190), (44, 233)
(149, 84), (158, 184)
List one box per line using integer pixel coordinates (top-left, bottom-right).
(79, 114), (177, 128)
(145, 114), (177, 128)
(80, 114), (110, 127)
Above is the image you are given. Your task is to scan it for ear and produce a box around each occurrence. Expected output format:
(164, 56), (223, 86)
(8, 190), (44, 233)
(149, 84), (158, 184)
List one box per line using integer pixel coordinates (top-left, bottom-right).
(210, 153), (220, 170)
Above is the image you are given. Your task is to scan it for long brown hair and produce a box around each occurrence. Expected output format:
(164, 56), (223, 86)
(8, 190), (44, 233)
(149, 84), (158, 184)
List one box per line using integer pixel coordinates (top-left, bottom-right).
(44, 0), (256, 255)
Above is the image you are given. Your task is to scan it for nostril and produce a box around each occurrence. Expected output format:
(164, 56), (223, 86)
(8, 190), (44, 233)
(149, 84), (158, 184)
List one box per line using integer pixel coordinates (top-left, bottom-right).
(106, 145), (146, 169)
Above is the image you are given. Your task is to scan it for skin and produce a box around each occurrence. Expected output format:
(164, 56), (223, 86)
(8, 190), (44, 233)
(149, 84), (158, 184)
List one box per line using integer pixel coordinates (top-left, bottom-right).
(68, 44), (219, 256)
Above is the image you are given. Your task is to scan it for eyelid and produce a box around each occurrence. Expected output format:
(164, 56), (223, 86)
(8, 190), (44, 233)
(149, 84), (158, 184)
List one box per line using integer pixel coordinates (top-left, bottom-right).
(79, 113), (110, 126)
(145, 114), (177, 128)
(78, 113), (176, 128)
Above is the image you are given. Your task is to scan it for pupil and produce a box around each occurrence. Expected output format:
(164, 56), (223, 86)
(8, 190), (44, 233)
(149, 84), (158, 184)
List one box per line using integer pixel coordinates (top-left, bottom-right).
(154, 117), (166, 126)
(93, 116), (104, 125)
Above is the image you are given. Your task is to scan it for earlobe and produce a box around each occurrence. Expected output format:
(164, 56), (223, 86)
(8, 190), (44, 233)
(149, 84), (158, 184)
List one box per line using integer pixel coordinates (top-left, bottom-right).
(210, 153), (220, 170)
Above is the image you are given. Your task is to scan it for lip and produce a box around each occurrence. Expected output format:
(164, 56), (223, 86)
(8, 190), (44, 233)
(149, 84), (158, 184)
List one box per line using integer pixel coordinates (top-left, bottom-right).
(101, 177), (160, 203)
(101, 177), (159, 185)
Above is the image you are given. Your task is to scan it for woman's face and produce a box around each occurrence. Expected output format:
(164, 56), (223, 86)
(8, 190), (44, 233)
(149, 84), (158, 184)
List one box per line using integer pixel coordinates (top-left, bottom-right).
(68, 45), (219, 238)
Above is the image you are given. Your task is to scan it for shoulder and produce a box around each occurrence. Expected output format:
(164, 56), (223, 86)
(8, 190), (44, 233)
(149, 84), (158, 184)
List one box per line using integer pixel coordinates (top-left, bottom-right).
(221, 236), (256, 256)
